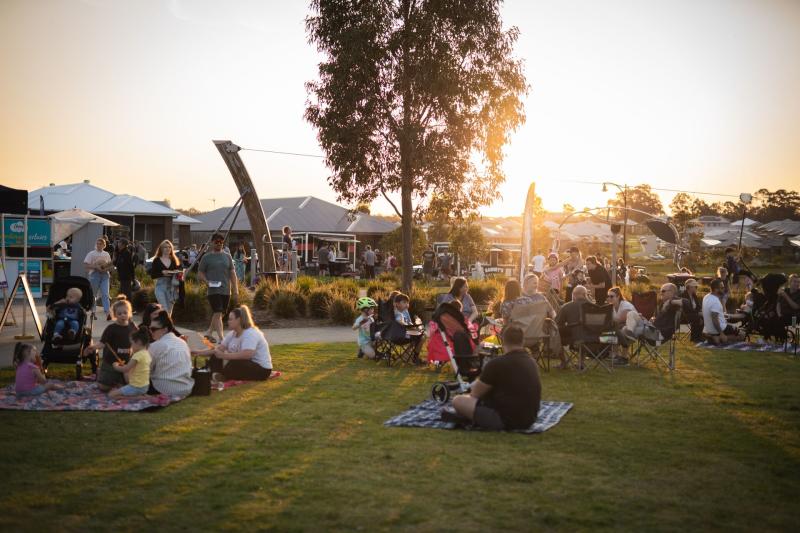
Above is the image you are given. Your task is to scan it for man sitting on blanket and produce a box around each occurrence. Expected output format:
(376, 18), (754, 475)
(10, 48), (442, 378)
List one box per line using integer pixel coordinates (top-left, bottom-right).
(443, 325), (542, 431)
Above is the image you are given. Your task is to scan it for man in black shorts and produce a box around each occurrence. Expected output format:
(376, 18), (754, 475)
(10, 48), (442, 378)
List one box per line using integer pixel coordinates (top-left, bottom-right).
(198, 233), (237, 343)
(445, 325), (542, 431)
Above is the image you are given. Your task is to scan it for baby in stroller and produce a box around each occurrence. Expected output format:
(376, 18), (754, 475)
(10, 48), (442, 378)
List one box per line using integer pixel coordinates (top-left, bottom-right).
(50, 287), (85, 344)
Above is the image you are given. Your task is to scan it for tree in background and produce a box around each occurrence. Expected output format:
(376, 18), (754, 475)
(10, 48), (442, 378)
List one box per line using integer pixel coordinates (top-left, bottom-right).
(305, 0), (527, 291)
(353, 202), (371, 215)
(669, 192), (700, 234)
(750, 188), (800, 221)
(448, 222), (485, 270)
(379, 225), (427, 266)
(608, 184), (664, 222)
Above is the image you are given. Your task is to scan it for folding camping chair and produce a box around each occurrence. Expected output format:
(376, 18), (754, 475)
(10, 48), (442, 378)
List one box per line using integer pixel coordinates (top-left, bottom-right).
(373, 298), (425, 366)
(508, 300), (561, 371)
(571, 303), (616, 372)
(631, 309), (680, 371)
(632, 290), (658, 322)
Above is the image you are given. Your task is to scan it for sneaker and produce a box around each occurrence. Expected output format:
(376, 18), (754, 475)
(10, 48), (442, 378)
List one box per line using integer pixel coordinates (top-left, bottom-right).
(357, 349), (364, 359)
(106, 314), (112, 321)
(52, 333), (63, 343)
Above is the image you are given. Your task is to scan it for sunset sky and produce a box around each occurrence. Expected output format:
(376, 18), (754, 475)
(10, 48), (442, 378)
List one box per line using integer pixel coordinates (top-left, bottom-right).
(1, 0), (798, 216)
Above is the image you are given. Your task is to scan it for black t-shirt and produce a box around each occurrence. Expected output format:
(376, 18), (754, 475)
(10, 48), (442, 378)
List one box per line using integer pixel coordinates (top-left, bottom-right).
(555, 300), (585, 345)
(588, 266), (611, 302)
(480, 349), (542, 429)
(422, 250), (435, 267)
(99, 322), (137, 365)
(114, 248), (135, 278)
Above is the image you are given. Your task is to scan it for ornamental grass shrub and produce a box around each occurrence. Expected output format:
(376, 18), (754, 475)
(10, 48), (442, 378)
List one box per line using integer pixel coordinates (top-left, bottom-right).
(308, 288), (335, 319)
(327, 294), (357, 325)
(467, 279), (503, 305)
(269, 286), (307, 318)
(295, 275), (318, 295)
(172, 282), (211, 322)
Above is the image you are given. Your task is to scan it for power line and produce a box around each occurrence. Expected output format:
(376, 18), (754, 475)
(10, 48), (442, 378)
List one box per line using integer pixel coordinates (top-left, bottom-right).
(240, 147), (325, 159)
(563, 179), (741, 198)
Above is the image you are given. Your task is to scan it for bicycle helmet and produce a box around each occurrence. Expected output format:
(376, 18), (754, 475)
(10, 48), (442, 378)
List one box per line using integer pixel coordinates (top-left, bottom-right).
(356, 297), (377, 310)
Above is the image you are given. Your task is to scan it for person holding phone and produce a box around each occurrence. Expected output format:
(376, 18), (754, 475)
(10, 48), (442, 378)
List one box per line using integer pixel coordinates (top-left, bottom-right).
(198, 233), (238, 344)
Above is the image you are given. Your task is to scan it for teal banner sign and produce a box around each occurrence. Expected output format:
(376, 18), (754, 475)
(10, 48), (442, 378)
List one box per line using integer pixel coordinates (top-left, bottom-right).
(2, 217), (51, 248)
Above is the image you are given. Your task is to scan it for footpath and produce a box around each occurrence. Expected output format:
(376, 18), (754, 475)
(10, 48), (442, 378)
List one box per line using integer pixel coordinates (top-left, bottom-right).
(0, 301), (353, 368)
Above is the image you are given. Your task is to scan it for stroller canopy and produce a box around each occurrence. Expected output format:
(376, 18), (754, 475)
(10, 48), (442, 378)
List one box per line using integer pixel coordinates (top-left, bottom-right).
(46, 276), (94, 310)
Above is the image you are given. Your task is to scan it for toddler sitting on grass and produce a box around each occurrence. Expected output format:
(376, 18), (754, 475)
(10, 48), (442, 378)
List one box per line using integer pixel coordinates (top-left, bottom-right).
(14, 343), (64, 397)
(109, 326), (152, 398)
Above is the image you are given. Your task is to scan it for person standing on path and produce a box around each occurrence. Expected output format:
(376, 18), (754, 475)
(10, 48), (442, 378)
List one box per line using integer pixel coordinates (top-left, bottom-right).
(318, 243), (329, 276)
(198, 233), (238, 343)
(150, 240), (181, 316)
(364, 245), (376, 279)
(84, 237), (113, 320)
(114, 239), (136, 301)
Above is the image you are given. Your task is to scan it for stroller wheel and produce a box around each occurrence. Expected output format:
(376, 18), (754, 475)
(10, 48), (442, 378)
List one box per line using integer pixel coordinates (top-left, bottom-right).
(431, 382), (450, 404)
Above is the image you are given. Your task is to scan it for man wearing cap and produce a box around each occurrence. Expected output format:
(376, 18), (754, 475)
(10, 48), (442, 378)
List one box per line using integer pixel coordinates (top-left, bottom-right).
(198, 233), (238, 343)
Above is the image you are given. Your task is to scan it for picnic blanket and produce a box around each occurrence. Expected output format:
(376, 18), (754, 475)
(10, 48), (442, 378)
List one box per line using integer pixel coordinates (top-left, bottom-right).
(385, 399), (573, 434)
(695, 341), (795, 353)
(0, 381), (182, 411)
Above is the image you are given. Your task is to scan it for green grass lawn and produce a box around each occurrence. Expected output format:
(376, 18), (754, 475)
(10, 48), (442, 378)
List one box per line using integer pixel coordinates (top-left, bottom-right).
(1, 343), (799, 532)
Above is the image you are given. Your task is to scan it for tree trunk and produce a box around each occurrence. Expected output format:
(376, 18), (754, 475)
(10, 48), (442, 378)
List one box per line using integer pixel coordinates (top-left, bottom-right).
(399, 0), (413, 294)
(400, 161), (413, 294)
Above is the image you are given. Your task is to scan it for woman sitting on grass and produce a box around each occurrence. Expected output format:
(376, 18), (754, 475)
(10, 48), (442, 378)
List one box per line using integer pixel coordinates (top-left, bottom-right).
(440, 277), (480, 324)
(192, 305), (272, 381)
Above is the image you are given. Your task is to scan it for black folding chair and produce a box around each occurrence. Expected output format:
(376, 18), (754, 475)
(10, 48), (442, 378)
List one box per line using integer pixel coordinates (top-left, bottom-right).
(573, 303), (615, 372)
(632, 310), (679, 371)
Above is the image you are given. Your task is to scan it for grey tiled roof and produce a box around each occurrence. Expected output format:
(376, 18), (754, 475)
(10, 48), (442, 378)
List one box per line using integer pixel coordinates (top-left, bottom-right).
(192, 196), (398, 235)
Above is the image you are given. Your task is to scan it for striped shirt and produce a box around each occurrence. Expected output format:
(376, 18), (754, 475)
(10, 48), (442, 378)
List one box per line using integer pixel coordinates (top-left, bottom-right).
(149, 332), (194, 397)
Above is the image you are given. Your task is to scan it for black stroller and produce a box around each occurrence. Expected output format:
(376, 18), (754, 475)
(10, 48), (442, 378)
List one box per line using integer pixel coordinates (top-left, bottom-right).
(430, 302), (480, 403)
(41, 276), (96, 379)
(742, 273), (789, 343)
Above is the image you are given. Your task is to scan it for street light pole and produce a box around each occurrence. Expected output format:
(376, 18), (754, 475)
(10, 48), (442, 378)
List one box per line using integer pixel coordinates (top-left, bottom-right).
(603, 181), (628, 266)
(622, 185), (628, 264)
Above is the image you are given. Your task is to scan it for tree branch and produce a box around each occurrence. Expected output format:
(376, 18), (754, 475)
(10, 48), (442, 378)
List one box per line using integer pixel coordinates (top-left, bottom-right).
(381, 183), (402, 218)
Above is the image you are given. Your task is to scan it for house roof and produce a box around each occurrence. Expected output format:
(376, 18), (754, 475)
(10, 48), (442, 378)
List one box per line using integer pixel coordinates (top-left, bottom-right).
(192, 196), (398, 235)
(29, 182), (180, 217)
(757, 219), (800, 236)
(175, 214), (202, 225)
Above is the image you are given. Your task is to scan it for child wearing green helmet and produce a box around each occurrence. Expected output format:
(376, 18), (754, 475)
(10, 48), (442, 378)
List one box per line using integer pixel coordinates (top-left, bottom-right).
(353, 297), (377, 359)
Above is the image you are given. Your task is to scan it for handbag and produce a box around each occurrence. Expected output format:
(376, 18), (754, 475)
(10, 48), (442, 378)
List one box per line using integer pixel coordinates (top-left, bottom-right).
(191, 357), (211, 396)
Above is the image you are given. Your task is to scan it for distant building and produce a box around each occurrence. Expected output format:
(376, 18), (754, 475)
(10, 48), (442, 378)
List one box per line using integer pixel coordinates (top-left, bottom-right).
(28, 181), (201, 251)
(191, 196), (398, 265)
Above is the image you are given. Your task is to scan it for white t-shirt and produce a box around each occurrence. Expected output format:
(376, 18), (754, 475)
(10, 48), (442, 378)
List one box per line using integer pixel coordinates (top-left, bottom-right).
(221, 327), (272, 369)
(532, 255), (546, 272)
(613, 300), (636, 323)
(702, 293), (726, 334)
(84, 250), (111, 274)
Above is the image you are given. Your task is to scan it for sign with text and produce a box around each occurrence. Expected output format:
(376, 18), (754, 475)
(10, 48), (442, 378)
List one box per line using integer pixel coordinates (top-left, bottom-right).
(2, 217), (51, 248)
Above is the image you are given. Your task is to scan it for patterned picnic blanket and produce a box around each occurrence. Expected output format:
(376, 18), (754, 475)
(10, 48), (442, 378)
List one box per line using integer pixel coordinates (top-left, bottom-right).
(695, 341), (795, 353)
(385, 399), (573, 434)
(0, 381), (183, 411)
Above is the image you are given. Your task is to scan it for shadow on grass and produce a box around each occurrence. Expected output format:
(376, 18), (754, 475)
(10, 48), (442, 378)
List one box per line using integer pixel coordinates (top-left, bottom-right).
(0, 342), (798, 531)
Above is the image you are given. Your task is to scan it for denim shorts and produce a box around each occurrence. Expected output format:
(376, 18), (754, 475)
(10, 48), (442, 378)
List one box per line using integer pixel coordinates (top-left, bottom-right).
(118, 384), (149, 396)
(16, 385), (46, 397)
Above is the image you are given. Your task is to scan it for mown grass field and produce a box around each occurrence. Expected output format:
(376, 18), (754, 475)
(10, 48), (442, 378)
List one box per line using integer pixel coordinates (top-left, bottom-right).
(1, 342), (799, 532)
